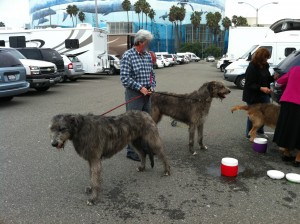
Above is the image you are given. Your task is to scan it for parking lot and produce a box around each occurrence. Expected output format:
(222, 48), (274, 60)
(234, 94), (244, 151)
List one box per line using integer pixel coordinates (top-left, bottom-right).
(1, 61), (300, 223)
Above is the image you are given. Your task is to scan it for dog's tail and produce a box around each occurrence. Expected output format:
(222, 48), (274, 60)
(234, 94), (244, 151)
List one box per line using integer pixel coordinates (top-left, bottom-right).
(231, 105), (249, 113)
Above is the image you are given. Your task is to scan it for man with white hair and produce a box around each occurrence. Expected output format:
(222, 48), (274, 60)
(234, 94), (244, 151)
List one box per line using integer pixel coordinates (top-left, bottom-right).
(120, 29), (156, 161)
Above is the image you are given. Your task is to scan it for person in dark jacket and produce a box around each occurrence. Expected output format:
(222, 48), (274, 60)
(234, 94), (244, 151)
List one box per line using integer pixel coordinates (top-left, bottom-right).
(242, 47), (277, 139)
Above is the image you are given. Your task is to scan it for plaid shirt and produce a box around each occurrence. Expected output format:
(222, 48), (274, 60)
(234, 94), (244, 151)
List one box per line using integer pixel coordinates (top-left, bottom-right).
(120, 47), (156, 91)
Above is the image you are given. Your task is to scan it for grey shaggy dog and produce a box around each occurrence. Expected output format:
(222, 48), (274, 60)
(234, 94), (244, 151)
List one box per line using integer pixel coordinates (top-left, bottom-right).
(49, 110), (170, 205)
(151, 81), (231, 155)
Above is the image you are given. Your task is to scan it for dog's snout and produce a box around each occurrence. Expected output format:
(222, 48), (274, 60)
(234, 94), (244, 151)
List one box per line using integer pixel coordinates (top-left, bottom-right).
(51, 140), (58, 147)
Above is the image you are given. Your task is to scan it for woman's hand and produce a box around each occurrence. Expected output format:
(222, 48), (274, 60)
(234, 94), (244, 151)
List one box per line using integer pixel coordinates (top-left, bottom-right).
(260, 87), (272, 94)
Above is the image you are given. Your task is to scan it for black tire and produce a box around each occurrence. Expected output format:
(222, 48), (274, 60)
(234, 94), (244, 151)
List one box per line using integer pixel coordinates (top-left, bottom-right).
(220, 65), (225, 72)
(108, 66), (116, 75)
(69, 78), (78, 82)
(35, 86), (50, 92)
(235, 76), (246, 89)
(62, 75), (68, 82)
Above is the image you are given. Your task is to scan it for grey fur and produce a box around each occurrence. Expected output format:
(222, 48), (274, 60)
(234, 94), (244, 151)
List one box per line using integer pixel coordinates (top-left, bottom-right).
(151, 81), (231, 154)
(49, 110), (170, 205)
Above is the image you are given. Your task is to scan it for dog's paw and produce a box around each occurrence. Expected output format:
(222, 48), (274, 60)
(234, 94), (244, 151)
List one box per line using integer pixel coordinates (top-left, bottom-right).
(200, 145), (208, 150)
(87, 199), (95, 206)
(192, 151), (197, 155)
(137, 166), (145, 172)
(85, 187), (92, 195)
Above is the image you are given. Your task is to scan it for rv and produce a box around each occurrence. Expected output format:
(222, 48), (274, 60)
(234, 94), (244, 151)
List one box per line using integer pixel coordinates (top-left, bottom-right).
(0, 24), (109, 74)
(224, 19), (300, 89)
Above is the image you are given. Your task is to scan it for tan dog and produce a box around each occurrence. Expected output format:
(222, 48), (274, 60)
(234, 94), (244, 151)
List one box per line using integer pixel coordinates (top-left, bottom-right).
(231, 103), (280, 142)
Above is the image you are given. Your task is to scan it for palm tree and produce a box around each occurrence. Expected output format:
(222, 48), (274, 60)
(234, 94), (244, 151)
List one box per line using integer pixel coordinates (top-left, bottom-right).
(78, 11), (85, 23)
(222, 16), (231, 30)
(66, 5), (75, 27)
(72, 5), (79, 26)
(206, 12), (221, 45)
(143, 2), (151, 29)
(190, 11), (201, 43)
(122, 0), (132, 34)
(134, 1), (142, 29)
(178, 6), (186, 46)
(0, 21), (5, 27)
(148, 8), (155, 33)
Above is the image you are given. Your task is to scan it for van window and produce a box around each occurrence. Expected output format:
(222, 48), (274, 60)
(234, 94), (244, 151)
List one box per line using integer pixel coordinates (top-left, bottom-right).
(285, 48), (296, 57)
(65, 39), (79, 49)
(0, 40), (5, 47)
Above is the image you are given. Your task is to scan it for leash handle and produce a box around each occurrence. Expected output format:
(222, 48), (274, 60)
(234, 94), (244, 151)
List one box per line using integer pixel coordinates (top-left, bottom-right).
(100, 94), (143, 116)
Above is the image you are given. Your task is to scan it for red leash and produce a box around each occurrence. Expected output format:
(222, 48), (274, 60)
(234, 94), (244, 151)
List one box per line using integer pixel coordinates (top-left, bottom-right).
(100, 94), (143, 116)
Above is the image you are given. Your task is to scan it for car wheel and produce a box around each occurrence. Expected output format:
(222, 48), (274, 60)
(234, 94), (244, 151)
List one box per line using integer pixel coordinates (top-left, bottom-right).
(69, 78), (78, 82)
(108, 66), (116, 75)
(220, 65), (225, 72)
(35, 86), (50, 92)
(62, 75), (68, 82)
(235, 76), (246, 89)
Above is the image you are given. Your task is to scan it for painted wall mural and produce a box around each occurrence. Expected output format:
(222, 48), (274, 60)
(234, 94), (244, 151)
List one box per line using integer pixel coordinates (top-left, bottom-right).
(29, 0), (225, 53)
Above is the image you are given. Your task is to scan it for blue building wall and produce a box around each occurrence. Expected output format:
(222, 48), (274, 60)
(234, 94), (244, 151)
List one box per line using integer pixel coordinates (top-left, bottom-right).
(29, 0), (225, 53)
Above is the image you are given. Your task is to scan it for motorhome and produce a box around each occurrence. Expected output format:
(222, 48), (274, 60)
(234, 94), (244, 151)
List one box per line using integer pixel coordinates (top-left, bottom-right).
(224, 19), (300, 89)
(0, 24), (109, 74)
(217, 26), (269, 72)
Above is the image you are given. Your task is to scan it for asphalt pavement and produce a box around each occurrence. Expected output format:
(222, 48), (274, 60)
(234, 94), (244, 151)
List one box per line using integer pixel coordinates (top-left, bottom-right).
(1, 61), (300, 224)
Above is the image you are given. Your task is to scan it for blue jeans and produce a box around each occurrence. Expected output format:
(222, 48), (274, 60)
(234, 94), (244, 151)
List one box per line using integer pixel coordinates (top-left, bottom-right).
(125, 88), (151, 153)
(245, 95), (270, 137)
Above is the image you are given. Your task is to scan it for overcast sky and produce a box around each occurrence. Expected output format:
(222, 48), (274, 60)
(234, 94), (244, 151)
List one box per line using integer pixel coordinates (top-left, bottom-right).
(0, 0), (299, 28)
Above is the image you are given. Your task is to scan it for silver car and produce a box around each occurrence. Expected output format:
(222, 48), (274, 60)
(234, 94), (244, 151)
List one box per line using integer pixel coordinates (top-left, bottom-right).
(61, 54), (85, 81)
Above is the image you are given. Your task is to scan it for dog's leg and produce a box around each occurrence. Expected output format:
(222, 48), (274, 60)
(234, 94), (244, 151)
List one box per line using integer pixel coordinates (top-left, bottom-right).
(197, 124), (207, 151)
(86, 159), (102, 206)
(130, 141), (146, 172)
(248, 127), (257, 142)
(188, 124), (196, 154)
(147, 138), (170, 176)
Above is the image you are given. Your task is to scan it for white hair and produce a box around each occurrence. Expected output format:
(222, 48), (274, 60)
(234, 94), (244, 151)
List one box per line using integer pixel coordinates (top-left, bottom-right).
(134, 29), (153, 46)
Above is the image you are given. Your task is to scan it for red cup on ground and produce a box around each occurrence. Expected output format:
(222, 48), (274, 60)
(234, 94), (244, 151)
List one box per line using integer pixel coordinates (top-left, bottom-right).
(221, 157), (238, 177)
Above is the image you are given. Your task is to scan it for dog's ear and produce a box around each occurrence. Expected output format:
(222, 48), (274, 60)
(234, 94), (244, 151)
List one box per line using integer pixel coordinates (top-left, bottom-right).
(207, 81), (216, 96)
(67, 115), (82, 127)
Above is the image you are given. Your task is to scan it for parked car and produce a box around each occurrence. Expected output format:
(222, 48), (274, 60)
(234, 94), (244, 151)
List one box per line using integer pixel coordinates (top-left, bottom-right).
(61, 54), (84, 81)
(1, 47), (59, 91)
(149, 51), (157, 68)
(16, 47), (65, 78)
(186, 52), (201, 62)
(155, 56), (164, 69)
(164, 54), (176, 66)
(271, 49), (300, 103)
(108, 54), (121, 75)
(206, 56), (215, 62)
(176, 55), (187, 64)
(160, 56), (171, 67)
(0, 50), (30, 101)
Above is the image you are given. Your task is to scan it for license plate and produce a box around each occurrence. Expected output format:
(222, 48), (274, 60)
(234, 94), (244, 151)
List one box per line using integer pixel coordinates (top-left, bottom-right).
(8, 74), (16, 81)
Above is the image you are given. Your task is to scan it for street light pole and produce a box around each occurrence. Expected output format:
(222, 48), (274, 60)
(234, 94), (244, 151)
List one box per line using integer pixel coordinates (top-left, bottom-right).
(95, 0), (99, 28)
(238, 1), (278, 26)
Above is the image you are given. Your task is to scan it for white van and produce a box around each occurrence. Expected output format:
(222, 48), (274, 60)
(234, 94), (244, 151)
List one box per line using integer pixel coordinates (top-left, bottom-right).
(185, 52), (200, 62)
(224, 25), (300, 89)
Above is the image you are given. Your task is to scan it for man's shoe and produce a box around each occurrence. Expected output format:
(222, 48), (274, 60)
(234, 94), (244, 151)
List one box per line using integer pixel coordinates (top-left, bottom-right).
(126, 152), (141, 161)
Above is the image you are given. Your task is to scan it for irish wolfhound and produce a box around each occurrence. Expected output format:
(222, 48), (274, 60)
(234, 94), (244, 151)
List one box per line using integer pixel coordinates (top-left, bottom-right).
(231, 103), (280, 142)
(151, 81), (231, 155)
(49, 110), (170, 205)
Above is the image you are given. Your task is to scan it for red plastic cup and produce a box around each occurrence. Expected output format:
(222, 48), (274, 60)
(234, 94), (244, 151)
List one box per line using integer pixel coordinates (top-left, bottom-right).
(221, 157), (238, 177)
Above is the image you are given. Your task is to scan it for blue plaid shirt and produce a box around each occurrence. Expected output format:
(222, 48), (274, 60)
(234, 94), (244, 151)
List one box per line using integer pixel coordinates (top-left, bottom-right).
(120, 47), (156, 91)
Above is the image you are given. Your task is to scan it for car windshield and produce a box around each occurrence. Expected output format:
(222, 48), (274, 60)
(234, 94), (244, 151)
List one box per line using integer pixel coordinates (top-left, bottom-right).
(274, 50), (300, 74)
(2, 48), (27, 59)
(240, 45), (259, 59)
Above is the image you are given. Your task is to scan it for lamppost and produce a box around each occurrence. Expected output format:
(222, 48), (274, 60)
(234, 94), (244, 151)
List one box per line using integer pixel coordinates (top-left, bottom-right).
(95, 0), (99, 28)
(238, 1), (278, 26)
